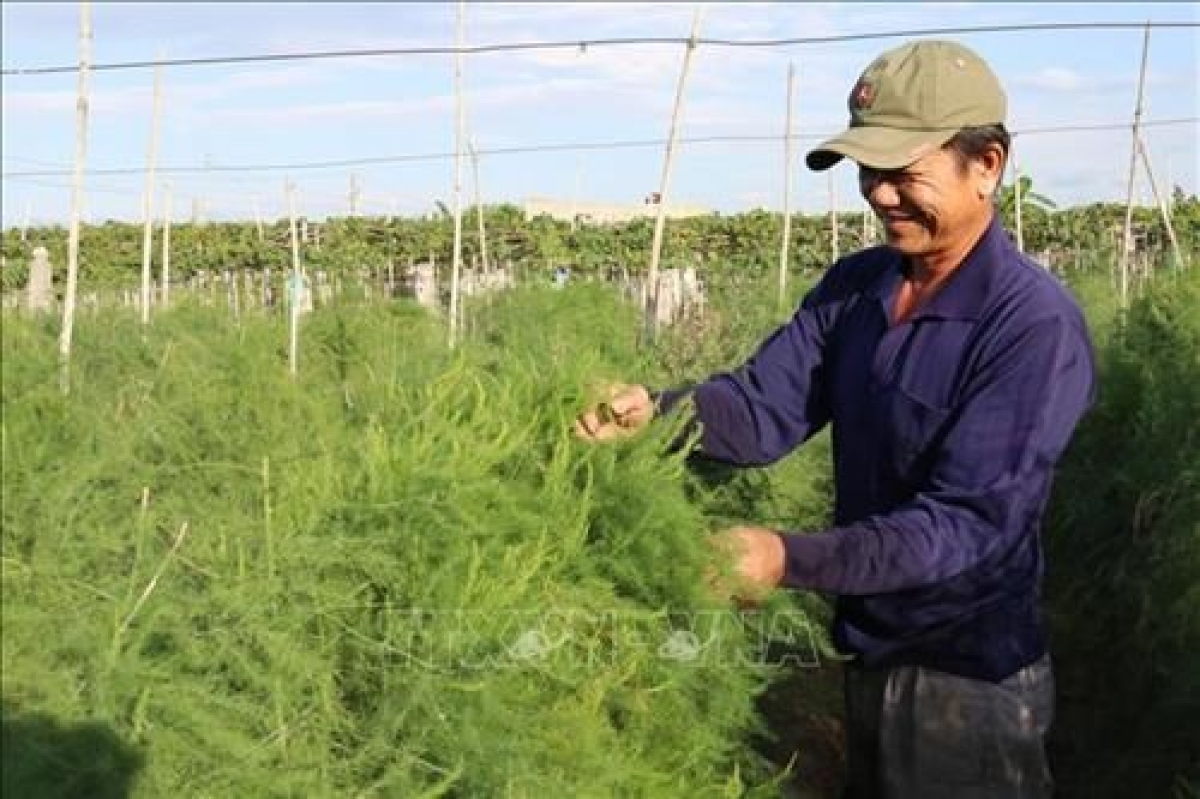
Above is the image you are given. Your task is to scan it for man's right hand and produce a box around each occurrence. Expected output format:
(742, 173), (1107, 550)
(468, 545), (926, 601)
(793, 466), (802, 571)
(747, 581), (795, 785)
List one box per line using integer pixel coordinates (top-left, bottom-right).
(573, 384), (655, 442)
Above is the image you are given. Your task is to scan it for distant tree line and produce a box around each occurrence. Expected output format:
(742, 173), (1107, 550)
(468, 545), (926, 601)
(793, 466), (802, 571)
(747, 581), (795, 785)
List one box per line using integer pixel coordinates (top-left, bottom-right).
(2, 189), (1196, 292)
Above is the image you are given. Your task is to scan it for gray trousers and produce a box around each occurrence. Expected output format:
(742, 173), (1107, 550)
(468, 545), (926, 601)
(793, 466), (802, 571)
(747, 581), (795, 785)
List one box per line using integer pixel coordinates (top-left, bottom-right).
(842, 655), (1055, 799)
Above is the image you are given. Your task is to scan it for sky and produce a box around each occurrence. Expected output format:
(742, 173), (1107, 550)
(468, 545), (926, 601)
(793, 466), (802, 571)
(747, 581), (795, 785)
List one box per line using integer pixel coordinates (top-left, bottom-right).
(1, 2), (1197, 227)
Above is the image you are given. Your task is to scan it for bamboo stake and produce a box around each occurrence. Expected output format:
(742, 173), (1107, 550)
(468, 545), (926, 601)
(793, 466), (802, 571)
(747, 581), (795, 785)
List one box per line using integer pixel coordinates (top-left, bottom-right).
(448, 0), (466, 348)
(828, 173), (839, 262)
(1164, 151), (1174, 215)
(1119, 22), (1151, 309)
(113, 484), (153, 654)
(253, 196), (265, 241)
(571, 154), (583, 233)
(57, 0), (92, 394)
(116, 521), (190, 642)
(469, 137), (490, 273)
(286, 179), (301, 376)
(229, 269), (240, 322)
(778, 62), (796, 314)
(1012, 149), (1024, 252)
(139, 57), (164, 326)
(1135, 134), (1185, 271)
(161, 181), (172, 309)
(645, 6), (704, 340)
(349, 172), (361, 218)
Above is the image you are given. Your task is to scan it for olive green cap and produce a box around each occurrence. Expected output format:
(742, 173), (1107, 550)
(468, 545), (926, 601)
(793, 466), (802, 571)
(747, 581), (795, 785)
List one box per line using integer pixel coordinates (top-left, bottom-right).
(806, 39), (1007, 171)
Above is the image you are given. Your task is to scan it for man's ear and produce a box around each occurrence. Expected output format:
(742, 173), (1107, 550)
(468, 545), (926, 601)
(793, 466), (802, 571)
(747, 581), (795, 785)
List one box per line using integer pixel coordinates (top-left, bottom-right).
(977, 144), (1006, 197)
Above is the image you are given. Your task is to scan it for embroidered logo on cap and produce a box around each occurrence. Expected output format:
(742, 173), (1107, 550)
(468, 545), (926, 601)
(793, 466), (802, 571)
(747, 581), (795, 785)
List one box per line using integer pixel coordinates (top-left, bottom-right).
(851, 79), (876, 111)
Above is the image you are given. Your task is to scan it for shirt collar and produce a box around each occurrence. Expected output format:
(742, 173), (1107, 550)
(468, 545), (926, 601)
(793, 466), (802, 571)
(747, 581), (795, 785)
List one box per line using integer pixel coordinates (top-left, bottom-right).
(866, 214), (1012, 323)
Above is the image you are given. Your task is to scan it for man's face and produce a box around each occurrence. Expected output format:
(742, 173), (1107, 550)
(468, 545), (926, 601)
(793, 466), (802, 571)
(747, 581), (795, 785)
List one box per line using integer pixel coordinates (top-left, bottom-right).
(858, 148), (995, 264)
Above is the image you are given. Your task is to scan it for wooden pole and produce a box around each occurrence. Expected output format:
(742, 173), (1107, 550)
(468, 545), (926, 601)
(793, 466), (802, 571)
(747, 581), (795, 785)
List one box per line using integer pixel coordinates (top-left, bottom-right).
(1013, 149), (1025, 252)
(469, 137), (490, 273)
(778, 62), (796, 314)
(645, 6), (704, 340)
(140, 57), (164, 326)
(286, 179), (301, 376)
(253, 196), (264, 241)
(448, 0), (466, 348)
(161, 181), (172, 309)
(228, 269), (240, 322)
(1119, 22), (1151, 309)
(828, 172), (839, 262)
(348, 172), (361, 218)
(1136, 134), (1185, 271)
(571, 155), (584, 233)
(57, 0), (92, 393)
(1164, 151), (1174, 215)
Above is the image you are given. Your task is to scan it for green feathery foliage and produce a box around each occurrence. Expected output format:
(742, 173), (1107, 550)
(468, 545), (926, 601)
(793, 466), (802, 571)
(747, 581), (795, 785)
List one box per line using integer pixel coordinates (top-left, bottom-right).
(1046, 266), (1200, 798)
(2, 287), (805, 797)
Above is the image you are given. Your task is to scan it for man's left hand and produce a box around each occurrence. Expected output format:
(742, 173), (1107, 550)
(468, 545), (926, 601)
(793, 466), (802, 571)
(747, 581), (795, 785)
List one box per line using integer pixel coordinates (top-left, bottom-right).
(710, 526), (786, 605)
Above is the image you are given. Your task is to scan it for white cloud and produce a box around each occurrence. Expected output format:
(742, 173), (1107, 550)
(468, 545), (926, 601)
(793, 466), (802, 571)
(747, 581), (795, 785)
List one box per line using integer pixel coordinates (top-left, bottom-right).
(1022, 67), (1084, 92)
(2, 89), (76, 115)
(3, 1), (1197, 225)
(212, 66), (323, 93)
(735, 188), (774, 209)
(204, 75), (613, 126)
(2, 65), (324, 118)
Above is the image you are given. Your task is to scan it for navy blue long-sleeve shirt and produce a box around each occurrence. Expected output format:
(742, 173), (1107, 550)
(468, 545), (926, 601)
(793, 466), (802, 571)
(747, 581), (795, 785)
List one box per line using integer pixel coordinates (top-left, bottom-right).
(658, 218), (1096, 682)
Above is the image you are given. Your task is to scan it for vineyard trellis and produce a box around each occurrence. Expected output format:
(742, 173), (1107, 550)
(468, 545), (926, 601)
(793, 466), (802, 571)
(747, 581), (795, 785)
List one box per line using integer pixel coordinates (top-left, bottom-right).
(1, 6), (1196, 375)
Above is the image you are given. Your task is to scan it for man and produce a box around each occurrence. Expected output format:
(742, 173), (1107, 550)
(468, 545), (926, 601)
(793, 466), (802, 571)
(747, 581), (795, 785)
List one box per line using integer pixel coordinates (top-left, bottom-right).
(575, 39), (1096, 798)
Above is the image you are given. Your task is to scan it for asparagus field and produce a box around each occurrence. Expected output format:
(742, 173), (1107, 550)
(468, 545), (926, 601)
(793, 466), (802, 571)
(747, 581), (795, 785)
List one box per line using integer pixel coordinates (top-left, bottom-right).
(2, 264), (1197, 798)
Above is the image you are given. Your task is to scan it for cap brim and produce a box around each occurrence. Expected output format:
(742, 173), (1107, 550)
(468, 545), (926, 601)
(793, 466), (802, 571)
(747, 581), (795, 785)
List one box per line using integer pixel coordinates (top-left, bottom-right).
(805, 126), (959, 172)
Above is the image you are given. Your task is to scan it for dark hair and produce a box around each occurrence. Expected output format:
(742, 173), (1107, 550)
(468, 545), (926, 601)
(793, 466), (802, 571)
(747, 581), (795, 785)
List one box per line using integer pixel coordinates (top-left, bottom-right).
(944, 124), (1011, 174)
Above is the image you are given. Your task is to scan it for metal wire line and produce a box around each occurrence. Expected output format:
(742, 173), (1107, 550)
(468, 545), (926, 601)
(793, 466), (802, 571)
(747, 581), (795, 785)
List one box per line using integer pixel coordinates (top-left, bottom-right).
(2, 20), (1196, 76)
(3, 117), (1196, 179)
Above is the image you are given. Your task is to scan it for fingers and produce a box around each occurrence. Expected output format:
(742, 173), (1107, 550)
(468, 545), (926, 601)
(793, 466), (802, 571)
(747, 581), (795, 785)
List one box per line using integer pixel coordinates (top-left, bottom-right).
(573, 410), (605, 440)
(573, 407), (625, 441)
(605, 385), (653, 428)
(607, 392), (639, 418)
(707, 527), (785, 607)
(573, 384), (652, 441)
(572, 408), (631, 441)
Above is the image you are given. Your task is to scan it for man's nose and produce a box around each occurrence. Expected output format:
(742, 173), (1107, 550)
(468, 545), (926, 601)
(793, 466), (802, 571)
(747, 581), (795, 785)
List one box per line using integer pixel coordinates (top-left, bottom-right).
(861, 173), (899, 207)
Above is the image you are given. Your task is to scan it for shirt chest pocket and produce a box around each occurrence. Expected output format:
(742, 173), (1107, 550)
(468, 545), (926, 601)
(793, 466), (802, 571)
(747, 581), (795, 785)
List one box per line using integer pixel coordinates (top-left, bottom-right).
(873, 383), (953, 480)
(868, 321), (975, 478)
